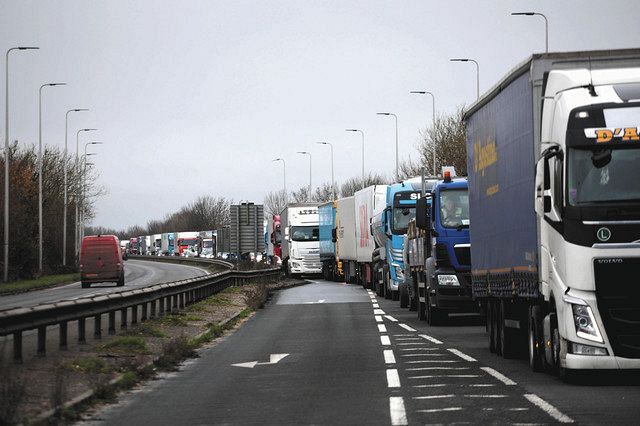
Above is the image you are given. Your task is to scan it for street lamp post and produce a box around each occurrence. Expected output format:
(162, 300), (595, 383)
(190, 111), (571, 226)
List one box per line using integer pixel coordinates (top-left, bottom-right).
(74, 128), (97, 261)
(4, 46), (39, 282)
(376, 113), (399, 181)
(450, 58), (480, 100)
(511, 12), (549, 53)
(63, 109), (88, 266)
(272, 158), (287, 202)
(296, 151), (312, 201)
(345, 129), (365, 186)
(410, 91), (437, 176)
(38, 82), (66, 274)
(316, 142), (335, 200)
(81, 142), (102, 241)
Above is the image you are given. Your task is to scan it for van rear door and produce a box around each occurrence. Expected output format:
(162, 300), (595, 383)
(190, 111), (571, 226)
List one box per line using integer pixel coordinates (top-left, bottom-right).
(82, 239), (119, 280)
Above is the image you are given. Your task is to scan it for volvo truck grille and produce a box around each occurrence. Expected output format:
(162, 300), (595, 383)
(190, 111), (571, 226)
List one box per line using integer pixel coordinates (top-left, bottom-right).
(594, 258), (640, 359)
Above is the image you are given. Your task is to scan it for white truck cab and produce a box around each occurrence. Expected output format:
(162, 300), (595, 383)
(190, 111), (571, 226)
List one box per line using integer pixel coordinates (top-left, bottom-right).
(280, 203), (321, 276)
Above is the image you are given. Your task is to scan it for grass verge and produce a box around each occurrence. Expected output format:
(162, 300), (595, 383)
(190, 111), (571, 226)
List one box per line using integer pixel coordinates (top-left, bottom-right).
(0, 273), (80, 295)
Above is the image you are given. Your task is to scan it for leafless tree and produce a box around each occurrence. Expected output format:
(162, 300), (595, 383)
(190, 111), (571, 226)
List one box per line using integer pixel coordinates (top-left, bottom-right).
(290, 186), (310, 203)
(264, 189), (288, 217)
(311, 182), (335, 203)
(340, 172), (388, 197)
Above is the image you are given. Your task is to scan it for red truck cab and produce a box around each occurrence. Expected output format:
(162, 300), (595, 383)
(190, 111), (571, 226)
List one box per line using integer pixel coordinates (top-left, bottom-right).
(80, 235), (125, 288)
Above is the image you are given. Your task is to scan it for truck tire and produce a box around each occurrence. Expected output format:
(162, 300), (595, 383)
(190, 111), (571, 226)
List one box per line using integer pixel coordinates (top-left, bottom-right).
(495, 300), (503, 356)
(392, 290), (399, 302)
(409, 272), (418, 311)
(500, 300), (518, 359)
(426, 294), (442, 326)
(375, 263), (384, 297)
(528, 305), (544, 372)
(283, 258), (290, 278)
(383, 266), (391, 300)
(399, 284), (409, 308)
(488, 300), (498, 354)
(418, 299), (426, 321)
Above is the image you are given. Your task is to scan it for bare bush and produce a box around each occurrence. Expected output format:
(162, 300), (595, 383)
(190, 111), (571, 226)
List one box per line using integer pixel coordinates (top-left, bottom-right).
(244, 284), (268, 310)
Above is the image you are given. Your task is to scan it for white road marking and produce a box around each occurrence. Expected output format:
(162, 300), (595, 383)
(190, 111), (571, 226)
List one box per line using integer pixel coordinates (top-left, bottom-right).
(398, 342), (431, 346)
(469, 384), (496, 387)
(480, 367), (517, 385)
(375, 315), (383, 323)
(303, 299), (325, 304)
(381, 335), (391, 346)
(386, 369), (401, 388)
(400, 347), (440, 352)
(509, 408), (530, 411)
(384, 350), (397, 364)
(378, 324), (388, 333)
(394, 337), (420, 341)
(398, 323), (416, 332)
(416, 407), (463, 413)
(371, 299), (378, 303)
(408, 375), (481, 379)
(374, 309), (386, 315)
(385, 315), (398, 322)
(407, 367), (470, 371)
(402, 352), (446, 357)
(413, 384), (447, 388)
(393, 334), (414, 337)
(524, 394), (575, 423)
(447, 348), (477, 362)
(464, 394), (508, 398)
(373, 303), (380, 308)
(231, 353), (289, 368)
(419, 334), (443, 344)
(412, 394), (455, 400)
(389, 396), (407, 426)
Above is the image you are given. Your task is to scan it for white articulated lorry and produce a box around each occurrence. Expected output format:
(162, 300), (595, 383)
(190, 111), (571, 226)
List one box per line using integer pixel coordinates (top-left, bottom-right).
(465, 48), (640, 379)
(354, 185), (388, 288)
(280, 203), (321, 276)
(336, 196), (357, 283)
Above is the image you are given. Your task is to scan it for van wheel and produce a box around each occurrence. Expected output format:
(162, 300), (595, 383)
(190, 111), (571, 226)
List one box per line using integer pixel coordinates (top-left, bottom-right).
(117, 274), (125, 287)
(81, 282), (90, 289)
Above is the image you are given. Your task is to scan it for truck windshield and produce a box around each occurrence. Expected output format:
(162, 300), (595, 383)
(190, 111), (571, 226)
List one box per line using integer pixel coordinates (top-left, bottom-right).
(179, 238), (198, 245)
(567, 104), (640, 205)
(392, 207), (415, 235)
(568, 146), (640, 205)
(439, 189), (470, 228)
(203, 240), (213, 248)
(290, 226), (319, 241)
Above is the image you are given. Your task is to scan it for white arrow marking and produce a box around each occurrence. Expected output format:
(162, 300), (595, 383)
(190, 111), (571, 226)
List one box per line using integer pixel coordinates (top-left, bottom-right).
(303, 299), (325, 304)
(232, 353), (289, 368)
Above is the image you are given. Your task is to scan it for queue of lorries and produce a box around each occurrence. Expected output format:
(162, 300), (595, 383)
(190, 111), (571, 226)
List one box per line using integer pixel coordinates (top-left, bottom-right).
(269, 48), (640, 380)
(124, 231), (217, 258)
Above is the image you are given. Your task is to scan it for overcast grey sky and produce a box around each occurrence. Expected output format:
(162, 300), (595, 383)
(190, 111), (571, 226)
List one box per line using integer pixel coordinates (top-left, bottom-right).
(2, 0), (639, 230)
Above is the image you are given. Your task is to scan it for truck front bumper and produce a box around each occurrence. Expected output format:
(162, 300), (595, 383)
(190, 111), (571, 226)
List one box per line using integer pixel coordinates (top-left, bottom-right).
(289, 259), (321, 275)
(429, 271), (475, 312)
(564, 353), (640, 370)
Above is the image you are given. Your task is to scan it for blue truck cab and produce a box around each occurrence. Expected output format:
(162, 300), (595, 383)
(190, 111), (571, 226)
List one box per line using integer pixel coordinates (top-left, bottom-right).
(319, 201), (338, 281)
(372, 177), (434, 300)
(409, 174), (475, 323)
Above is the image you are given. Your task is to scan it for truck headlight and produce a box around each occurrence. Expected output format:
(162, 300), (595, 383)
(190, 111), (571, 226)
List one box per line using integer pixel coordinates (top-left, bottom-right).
(572, 304), (603, 343)
(437, 274), (460, 286)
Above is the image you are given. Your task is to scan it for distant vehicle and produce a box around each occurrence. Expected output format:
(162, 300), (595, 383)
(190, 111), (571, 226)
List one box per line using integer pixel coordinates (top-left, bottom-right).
(280, 203), (321, 276)
(161, 232), (175, 256)
(119, 240), (129, 260)
(80, 235), (125, 288)
(152, 234), (162, 255)
(128, 237), (138, 254)
(176, 231), (199, 256)
(200, 237), (215, 258)
(183, 245), (198, 257)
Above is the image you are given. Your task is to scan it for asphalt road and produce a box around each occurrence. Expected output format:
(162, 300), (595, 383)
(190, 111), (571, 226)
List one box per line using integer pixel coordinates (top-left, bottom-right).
(81, 279), (640, 425)
(0, 259), (209, 311)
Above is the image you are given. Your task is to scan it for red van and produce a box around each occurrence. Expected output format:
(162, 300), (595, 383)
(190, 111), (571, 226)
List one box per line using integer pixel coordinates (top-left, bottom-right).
(80, 235), (125, 288)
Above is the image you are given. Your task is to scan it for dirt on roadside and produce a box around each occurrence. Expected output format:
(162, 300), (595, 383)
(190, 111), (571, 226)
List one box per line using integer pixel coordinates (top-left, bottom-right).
(0, 277), (306, 425)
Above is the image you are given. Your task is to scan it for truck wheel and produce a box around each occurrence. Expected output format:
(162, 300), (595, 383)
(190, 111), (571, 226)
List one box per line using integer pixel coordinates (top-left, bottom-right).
(283, 259), (290, 278)
(409, 273), (418, 311)
(418, 299), (426, 321)
(375, 265), (384, 297)
(383, 267), (391, 300)
(399, 285), (409, 308)
(488, 300), (498, 354)
(500, 300), (517, 359)
(528, 305), (544, 372)
(392, 290), (399, 302)
(427, 294), (441, 326)
(495, 300), (503, 356)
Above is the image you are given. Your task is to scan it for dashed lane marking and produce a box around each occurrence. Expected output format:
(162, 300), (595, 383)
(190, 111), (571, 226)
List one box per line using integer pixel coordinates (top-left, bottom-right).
(373, 303), (380, 308)
(408, 374), (481, 379)
(385, 315), (398, 322)
(419, 334), (443, 344)
(400, 347), (440, 352)
(524, 394), (574, 423)
(393, 334), (414, 337)
(394, 337), (421, 341)
(398, 323), (417, 332)
(412, 394), (455, 400)
(381, 336), (391, 346)
(374, 309), (386, 315)
(398, 342), (433, 346)
(413, 384), (447, 388)
(480, 367), (517, 385)
(407, 367), (470, 371)
(401, 352), (446, 356)
(447, 348), (477, 362)
(386, 369), (401, 388)
(375, 315), (383, 323)
(389, 396), (408, 426)
(416, 407), (463, 413)
(384, 350), (397, 364)
(378, 324), (388, 333)
(464, 394), (508, 398)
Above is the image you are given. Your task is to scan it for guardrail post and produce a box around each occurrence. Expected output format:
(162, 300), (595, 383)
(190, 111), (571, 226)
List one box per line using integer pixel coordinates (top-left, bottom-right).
(131, 305), (138, 324)
(13, 331), (22, 363)
(94, 315), (102, 339)
(121, 308), (128, 329)
(108, 311), (116, 335)
(37, 326), (47, 357)
(172, 295), (178, 310)
(179, 293), (185, 309)
(59, 321), (68, 349)
(159, 297), (165, 315)
(166, 296), (172, 313)
(150, 300), (157, 318)
(141, 303), (148, 321)
(78, 317), (86, 344)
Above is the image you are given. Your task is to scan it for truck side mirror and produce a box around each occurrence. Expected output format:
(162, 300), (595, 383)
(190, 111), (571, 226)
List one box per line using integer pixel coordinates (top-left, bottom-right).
(544, 195), (552, 213)
(284, 227), (290, 241)
(415, 198), (431, 230)
(331, 228), (337, 243)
